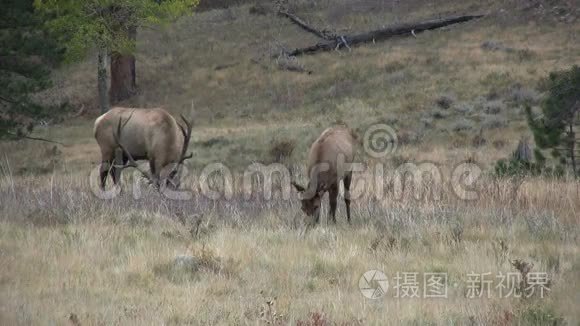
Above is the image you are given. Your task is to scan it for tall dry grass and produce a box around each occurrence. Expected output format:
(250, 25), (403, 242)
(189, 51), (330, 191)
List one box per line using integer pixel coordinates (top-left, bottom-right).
(0, 168), (578, 325)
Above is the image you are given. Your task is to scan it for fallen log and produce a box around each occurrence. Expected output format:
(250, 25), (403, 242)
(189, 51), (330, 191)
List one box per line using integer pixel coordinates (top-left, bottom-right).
(283, 14), (484, 57)
(278, 10), (336, 40)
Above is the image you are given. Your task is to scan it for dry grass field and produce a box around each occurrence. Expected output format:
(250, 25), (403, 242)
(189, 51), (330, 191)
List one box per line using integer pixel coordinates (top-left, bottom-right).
(0, 171), (578, 325)
(1, 0), (580, 325)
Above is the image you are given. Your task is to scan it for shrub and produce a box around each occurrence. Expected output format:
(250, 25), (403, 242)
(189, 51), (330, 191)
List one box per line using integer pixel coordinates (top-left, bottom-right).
(515, 306), (565, 326)
(526, 65), (580, 177)
(153, 246), (239, 283)
(249, 3), (270, 15)
(432, 109), (449, 120)
(420, 117), (434, 129)
(493, 139), (507, 149)
(269, 138), (295, 163)
(483, 116), (507, 130)
(481, 72), (513, 95)
(276, 54), (309, 74)
(514, 48), (536, 61)
(508, 84), (540, 106)
(481, 40), (506, 51)
(495, 158), (534, 177)
(436, 93), (456, 110)
(483, 100), (505, 114)
(454, 103), (475, 115)
(472, 129), (486, 147)
(196, 136), (230, 148)
(451, 119), (474, 132)
(384, 61), (405, 73)
(494, 139), (564, 178)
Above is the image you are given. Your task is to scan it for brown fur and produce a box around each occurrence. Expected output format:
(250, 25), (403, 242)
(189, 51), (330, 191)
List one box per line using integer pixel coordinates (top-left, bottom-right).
(94, 107), (185, 188)
(292, 125), (356, 224)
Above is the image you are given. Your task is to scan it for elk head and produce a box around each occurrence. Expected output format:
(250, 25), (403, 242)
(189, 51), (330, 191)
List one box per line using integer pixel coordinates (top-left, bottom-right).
(291, 180), (325, 220)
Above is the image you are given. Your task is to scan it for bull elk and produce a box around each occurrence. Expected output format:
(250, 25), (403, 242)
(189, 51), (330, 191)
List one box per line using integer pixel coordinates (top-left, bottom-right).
(93, 107), (193, 189)
(292, 125), (357, 225)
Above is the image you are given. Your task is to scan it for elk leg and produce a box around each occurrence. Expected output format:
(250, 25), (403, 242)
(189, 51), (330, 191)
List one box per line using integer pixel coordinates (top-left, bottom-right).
(111, 153), (126, 185)
(99, 161), (111, 189)
(149, 159), (161, 187)
(344, 172), (352, 223)
(329, 184), (338, 224)
(167, 168), (181, 189)
(159, 163), (176, 189)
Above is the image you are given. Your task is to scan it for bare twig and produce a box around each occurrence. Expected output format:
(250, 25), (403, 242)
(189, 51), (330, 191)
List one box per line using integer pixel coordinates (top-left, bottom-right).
(338, 36), (351, 51)
(0, 95), (16, 103)
(5, 132), (65, 146)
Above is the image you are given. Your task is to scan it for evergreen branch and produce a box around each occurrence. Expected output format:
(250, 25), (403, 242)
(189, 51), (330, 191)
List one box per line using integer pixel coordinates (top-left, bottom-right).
(0, 95), (16, 104)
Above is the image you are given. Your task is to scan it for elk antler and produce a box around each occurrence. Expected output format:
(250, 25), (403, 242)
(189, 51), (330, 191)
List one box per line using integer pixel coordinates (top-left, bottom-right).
(113, 112), (155, 184)
(177, 114), (193, 164)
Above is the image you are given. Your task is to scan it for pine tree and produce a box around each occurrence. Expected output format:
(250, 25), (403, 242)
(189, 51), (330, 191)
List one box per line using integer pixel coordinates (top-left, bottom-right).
(35, 0), (199, 113)
(526, 65), (580, 177)
(0, 0), (66, 140)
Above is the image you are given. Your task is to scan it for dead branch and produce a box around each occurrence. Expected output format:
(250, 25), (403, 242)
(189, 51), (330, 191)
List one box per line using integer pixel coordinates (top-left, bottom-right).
(281, 14), (484, 57)
(276, 53), (313, 74)
(278, 63), (312, 74)
(278, 10), (336, 40)
(6, 132), (66, 146)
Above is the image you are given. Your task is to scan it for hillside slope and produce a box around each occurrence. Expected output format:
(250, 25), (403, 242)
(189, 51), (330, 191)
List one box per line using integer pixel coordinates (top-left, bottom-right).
(4, 0), (580, 171)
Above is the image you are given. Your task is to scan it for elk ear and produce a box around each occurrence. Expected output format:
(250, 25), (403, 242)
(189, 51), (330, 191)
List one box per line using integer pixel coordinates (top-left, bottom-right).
(291, 181), (305, 192)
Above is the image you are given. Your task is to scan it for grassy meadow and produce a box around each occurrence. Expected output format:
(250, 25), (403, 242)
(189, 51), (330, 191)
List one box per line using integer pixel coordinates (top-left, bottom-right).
(1, 0), (580, 324)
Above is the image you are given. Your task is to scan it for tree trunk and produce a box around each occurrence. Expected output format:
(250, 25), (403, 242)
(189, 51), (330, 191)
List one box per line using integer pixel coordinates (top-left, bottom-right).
(109, 26), (137, 104)
(97, 47), (110, 114)
(570, 121), (578, 178)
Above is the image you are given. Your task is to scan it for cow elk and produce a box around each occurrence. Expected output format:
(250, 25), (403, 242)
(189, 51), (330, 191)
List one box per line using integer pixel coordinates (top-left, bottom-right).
(291, 125), (356, 225)
(93, 107), (193, 189)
